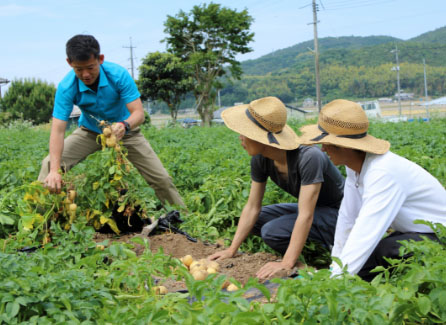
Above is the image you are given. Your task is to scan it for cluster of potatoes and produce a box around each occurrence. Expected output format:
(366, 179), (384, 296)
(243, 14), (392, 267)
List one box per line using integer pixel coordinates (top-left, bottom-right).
(101, 124), (118, 148)
(147, 255), (241, 296)
(180, 255), (239, 291)
(63, 189), (77, 230)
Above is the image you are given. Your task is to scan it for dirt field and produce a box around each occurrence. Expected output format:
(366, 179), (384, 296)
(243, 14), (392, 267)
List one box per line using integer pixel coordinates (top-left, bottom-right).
(93, 231), (295, 294)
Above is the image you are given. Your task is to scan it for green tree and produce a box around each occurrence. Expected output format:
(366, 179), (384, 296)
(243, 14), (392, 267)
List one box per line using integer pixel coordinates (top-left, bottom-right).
(138, 52), (193, 123)
(0, 79), (55, 124)
(163, 3), (254, 126)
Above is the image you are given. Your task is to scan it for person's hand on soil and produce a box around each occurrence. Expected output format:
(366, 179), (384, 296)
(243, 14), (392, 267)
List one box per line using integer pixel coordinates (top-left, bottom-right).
(43, 171), (62, 193)
(208, 248), (234, 261)
(256, 261), (291, 279)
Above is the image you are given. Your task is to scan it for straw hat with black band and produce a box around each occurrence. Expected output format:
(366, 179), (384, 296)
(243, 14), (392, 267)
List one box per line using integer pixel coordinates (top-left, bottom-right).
(221, 96), (299, 150)
(299, 99), (390, 154)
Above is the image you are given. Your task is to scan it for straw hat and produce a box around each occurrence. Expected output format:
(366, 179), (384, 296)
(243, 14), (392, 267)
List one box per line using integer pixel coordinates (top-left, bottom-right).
(299, 99), (390, 154)
(221, 96), (299, 150)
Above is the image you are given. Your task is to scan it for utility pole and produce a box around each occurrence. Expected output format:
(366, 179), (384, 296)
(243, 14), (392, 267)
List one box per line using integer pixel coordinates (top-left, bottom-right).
(423, 58), (429, 119)
(391, 45), (402, 117)
(311, 0), (322, 111)
(123, 37), (136, 79)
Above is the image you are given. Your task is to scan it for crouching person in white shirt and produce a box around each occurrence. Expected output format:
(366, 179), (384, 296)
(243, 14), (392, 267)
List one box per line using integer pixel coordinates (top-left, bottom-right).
(299, 99), (446, 281)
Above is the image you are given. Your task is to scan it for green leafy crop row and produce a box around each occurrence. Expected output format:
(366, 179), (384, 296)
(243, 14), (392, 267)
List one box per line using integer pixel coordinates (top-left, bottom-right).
(0, 118), (445, 323)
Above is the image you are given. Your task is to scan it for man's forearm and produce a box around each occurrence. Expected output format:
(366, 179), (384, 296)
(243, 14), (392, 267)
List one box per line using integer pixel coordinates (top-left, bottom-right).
(228, 206), (260, 254)
(125, 99), (145, 129)
(125, 109), (144, 129)
(49, 133), (64, 172)
(281, 213), (313, 268)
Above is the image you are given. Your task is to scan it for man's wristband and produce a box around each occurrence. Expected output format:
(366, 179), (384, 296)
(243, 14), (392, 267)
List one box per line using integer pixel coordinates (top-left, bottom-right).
(118, 121), (131, 134)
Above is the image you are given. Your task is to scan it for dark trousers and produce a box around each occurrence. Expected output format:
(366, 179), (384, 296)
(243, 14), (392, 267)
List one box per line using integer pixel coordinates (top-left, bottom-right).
(251, 203), (339, 255)
(358, 231), (440, 282)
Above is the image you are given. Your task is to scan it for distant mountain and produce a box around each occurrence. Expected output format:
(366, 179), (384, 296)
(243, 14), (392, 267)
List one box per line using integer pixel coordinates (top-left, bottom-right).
(409, 26), (446, 43)
(241, 27), (446, 76)
(241, 35), (400, 75)
(218, 26), (446, 107)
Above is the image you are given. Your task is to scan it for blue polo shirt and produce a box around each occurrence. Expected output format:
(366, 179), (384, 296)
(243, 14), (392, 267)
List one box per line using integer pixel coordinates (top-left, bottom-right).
(53, 61), (140, 133)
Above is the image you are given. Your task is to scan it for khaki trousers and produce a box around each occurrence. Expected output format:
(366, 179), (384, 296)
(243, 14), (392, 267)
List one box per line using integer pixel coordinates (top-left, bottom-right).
(38, 127), (184, 207)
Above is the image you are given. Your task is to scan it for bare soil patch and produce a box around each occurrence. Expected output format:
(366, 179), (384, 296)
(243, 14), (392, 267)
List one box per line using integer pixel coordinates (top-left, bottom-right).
(93, 231), (289, 293)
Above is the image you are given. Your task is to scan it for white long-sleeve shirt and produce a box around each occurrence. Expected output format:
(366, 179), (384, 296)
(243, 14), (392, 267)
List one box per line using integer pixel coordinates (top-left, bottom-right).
(331, 151), (446, 276)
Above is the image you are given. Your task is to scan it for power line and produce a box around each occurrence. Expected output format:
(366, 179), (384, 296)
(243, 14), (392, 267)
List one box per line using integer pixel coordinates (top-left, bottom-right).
(322, 0), (396, 10)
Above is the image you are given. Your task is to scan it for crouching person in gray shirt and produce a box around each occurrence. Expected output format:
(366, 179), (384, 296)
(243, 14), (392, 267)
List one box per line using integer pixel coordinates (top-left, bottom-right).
(208, 97), (345, 279)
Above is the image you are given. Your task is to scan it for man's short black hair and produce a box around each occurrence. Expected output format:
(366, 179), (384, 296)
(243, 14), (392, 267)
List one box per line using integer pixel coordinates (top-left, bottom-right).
(66, 35), (100, 62)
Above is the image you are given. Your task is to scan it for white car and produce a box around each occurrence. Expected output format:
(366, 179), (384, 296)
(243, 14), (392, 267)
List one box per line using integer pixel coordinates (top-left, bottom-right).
(358, 101), (382, 118)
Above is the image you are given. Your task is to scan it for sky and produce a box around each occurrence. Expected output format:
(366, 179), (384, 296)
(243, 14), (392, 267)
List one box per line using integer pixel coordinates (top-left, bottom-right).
(1, 0), (445, 95)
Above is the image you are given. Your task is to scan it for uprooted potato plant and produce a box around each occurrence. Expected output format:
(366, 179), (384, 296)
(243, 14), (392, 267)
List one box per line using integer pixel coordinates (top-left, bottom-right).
(0, 121), (162, 244)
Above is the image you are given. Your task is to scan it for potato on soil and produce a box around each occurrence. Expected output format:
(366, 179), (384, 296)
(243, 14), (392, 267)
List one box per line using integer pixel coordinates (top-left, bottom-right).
(152, 285), (168, 295)
(181, 255), (194, 267)
(207, 267), (217, 274)
(190, 264), (206, 274)
(207, 261), (220, 271)
(189, 260), (201, 270)
(192, 270), (208, 281)
(227, 283), (239, 291)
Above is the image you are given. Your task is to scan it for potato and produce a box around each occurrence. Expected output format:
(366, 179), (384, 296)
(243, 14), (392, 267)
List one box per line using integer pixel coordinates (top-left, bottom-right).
(153, 285), (168, 295)
(207, 267), (217, 274)
(99, 120), (106, 126)
(207, 261), (220, 271)
(190, 260), (201, 270)
(96, 244), (105, 251)
(103, 127), (112, 137)
(68, 190), (76, 201)
(192, 270), (208, 281)
(190, 264), (206, 273)
(69, 203), (77, 212)
(227, 283), (239, 292)
(182, 255), (194, 267)
(106, 135), (117, 148)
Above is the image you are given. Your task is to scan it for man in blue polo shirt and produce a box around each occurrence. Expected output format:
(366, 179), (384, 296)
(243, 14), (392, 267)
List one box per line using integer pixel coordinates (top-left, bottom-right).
(38, 34), (184, 207)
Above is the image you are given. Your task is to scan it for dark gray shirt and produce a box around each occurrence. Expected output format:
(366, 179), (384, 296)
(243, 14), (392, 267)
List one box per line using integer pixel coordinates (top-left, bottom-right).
(251, 145), (344, 208)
